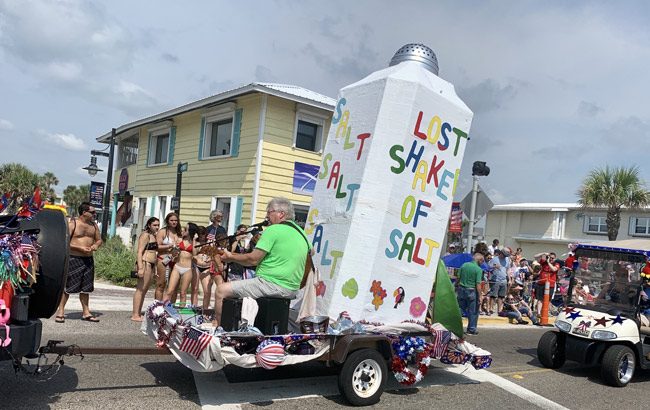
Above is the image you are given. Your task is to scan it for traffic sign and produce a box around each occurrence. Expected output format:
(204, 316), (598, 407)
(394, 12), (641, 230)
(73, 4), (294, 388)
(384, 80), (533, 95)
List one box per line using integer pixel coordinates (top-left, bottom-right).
(460, 184), (494, 220)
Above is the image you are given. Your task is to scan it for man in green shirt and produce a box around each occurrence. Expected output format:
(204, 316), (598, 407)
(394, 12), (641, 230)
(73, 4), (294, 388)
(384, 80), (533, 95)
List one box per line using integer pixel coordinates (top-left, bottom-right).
(457, 252), (485, 335)
(213, 197), (310, 327)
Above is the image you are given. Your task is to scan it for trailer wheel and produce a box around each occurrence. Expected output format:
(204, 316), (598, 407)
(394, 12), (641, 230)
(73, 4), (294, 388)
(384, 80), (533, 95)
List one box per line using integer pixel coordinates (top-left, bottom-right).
(29, 210), (69, 319)
(338, 348), (387, 406)
(601, 345), (635, 387)
(537, 331), (565, 369)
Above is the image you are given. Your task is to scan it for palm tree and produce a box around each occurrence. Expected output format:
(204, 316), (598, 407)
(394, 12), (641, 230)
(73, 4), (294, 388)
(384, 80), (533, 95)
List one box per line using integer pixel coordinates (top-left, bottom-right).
(577, 166), (650, 240)
(0, 163), (40, 212)
(63, 185), (91, 216)
(39, 171), (60, 202)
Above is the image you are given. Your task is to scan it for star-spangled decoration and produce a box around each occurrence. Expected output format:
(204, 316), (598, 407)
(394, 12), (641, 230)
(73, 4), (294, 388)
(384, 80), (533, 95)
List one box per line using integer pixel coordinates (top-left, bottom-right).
(611, 314), (625, 325)
(567, 310), (583, 321)
(563, 306), (576, 314)
(594, 316), (610, 327)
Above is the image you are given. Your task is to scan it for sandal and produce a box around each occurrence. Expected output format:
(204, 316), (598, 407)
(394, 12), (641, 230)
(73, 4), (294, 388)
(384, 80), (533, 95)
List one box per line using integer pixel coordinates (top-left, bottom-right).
(55, 315), (65, 323)
(81, 315), (100, 322)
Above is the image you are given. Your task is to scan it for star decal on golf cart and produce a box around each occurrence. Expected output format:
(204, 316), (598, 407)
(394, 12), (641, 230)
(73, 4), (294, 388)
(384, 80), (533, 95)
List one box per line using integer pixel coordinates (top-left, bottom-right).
(563, 307), (576, 314)
(611, 314), (626, 325)
(593, 316), (610, 327)
(567, 311), (583, 320)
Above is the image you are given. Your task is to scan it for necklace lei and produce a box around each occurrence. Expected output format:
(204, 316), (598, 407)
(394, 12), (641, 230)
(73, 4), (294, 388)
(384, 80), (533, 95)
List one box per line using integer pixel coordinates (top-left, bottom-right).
(390, 336), (434, 386)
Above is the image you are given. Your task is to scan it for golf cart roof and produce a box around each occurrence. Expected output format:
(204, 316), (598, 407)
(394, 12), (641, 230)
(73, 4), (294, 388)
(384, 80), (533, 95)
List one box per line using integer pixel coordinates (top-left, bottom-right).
(576, 239), (650, 258)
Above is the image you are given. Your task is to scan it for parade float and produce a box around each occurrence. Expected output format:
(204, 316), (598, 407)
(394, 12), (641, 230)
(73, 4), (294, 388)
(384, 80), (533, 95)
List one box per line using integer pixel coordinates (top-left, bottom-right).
(143, 44), (493, 406)
(0, 189), (74, 372)
(538, 240), (650, 387)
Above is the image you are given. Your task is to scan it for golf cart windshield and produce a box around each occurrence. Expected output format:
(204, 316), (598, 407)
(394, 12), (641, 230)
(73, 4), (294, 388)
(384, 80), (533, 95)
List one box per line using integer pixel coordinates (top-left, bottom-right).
(570, 248), (644, 316)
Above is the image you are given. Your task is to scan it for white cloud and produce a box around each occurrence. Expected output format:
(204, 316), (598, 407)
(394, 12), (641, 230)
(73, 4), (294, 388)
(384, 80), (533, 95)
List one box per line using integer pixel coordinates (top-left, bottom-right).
(39, 130), (87, 151)
(0, 118), (14, 130)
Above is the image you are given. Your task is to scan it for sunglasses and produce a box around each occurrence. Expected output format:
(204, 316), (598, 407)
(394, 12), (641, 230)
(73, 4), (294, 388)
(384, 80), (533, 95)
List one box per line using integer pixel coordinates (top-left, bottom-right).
(87, 210), (97, 215)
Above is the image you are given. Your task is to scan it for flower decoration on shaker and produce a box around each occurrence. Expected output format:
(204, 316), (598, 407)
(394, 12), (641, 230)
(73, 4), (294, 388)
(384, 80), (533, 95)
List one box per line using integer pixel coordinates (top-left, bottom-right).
(409, 297), (427, 318)
(369, 280), (387, 310)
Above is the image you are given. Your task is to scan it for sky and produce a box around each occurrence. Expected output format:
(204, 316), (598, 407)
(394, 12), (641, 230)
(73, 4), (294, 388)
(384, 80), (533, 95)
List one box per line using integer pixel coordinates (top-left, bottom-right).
(1, 0), (649, 206)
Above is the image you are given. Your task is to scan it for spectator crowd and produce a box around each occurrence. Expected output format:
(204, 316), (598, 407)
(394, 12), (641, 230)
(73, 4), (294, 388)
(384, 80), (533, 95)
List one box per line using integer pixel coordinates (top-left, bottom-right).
(450, 238), (575, 335)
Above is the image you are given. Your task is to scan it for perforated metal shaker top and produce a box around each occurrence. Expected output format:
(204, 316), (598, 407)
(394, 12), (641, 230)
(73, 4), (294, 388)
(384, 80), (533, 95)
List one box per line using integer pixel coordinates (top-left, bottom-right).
(389, 43), (439, 75)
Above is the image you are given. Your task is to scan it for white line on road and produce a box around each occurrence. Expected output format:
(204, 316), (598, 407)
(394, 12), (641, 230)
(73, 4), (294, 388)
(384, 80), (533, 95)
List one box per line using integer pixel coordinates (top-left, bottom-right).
(445, 365), (570, 410)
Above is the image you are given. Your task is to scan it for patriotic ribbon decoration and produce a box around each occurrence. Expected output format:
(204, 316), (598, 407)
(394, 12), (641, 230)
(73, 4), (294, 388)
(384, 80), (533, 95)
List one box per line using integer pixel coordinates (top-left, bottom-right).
(0, 232), (40, 290)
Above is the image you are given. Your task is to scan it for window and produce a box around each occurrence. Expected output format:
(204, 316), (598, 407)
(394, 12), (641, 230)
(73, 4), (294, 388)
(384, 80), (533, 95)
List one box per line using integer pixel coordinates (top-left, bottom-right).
(158, 196), (168, 220)
(584, 216), (607, 234)
(293, 111), (325, 152)
(203, 115), (234, 158)
(211, 197), (232, 233)
(633, 217), (650, 236)
(293, 205), (309, 228)
(118, 134), (138, 167)
(148, 130), (170, 165)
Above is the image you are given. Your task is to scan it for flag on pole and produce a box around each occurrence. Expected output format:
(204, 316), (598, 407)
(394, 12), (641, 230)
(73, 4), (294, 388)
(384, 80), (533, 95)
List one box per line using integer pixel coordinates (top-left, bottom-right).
(179, 327), (212, 359)
(432, 259), (463, 337)
(449, 202), (462, 233)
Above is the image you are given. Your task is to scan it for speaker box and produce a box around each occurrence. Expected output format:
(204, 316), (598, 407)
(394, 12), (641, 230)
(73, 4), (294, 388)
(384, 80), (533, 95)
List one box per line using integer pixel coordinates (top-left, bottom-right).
(254, 297), (290, 335)
(221, 298), (243, 331)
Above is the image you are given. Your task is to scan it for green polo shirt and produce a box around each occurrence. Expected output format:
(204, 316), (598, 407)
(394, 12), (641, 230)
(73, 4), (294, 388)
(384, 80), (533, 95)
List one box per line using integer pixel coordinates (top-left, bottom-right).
(458, 261), (483, 289)
(254, 221), (311, 290)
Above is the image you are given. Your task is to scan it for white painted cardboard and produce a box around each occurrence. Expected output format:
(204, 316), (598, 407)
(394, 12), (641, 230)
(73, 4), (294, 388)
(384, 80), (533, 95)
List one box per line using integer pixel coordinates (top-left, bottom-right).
(306, 61), (473, 323)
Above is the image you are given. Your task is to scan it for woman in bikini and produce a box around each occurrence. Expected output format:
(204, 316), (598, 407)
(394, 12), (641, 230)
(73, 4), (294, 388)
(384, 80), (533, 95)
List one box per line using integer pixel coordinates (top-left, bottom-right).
(193, 227), (222, 312)
(164, 223), (198, 306)
(210, 233), (228, 325)
(131, 217), (159, 321)
(155, 213), (181, 301)
(190, 226), (209, 307)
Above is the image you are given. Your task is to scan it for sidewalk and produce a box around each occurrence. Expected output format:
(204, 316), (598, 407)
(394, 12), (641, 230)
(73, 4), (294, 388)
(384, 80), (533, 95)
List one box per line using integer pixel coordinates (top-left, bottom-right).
(463, 314), (556, 327)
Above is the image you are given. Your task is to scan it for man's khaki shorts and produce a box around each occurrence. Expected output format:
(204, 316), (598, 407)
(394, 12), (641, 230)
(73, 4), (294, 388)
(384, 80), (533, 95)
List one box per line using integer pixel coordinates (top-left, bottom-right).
(230, 277), (297, 299)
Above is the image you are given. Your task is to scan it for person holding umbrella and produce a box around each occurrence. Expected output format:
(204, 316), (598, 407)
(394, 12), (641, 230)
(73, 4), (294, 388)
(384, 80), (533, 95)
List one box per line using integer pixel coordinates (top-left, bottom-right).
(456, 252), (485, 336)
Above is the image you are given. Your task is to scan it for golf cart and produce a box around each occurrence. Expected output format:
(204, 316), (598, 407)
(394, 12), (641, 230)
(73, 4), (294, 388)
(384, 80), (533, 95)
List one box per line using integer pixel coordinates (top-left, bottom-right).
(537, 240), (650, 387)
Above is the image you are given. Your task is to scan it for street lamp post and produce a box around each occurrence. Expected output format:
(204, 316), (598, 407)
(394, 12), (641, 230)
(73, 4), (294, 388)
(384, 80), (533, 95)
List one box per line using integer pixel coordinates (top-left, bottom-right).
(174, 162), (188, 217)
(465, 161), (490, 253)
(83, 128), (116, 240)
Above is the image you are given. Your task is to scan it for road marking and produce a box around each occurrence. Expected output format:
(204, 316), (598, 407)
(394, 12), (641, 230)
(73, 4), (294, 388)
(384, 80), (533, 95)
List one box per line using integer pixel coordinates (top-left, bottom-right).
(193, 370), (339, 409)
(445, 366), (569, 410)
(495, 368), (553, 377)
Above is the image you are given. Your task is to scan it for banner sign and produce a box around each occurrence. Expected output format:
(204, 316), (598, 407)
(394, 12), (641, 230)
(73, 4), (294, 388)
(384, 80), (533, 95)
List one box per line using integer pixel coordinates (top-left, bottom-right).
(89, 181), (105, 207)
(449, 202), (462, 233)
(292, 162), (319, 196)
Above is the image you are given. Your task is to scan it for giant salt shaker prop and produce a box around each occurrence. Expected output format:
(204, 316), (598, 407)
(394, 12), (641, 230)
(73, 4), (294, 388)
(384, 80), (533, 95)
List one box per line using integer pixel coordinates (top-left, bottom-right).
(306, 44), (474, 323)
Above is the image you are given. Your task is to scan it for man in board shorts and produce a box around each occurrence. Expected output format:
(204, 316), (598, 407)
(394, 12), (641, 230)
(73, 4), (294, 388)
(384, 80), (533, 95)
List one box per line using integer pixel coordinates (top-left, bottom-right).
(55, 202), (103, 323)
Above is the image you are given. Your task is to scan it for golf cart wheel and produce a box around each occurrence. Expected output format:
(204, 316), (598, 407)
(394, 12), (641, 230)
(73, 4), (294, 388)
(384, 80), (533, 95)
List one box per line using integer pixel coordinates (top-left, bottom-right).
(338, 348), (387, 406)
(537, 331), (565, 369)
(601, 345), (635, 387)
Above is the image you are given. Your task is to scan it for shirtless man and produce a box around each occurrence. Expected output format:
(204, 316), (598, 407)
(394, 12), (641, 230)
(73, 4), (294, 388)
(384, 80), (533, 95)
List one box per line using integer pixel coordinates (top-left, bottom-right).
(55, 202), (103, 323)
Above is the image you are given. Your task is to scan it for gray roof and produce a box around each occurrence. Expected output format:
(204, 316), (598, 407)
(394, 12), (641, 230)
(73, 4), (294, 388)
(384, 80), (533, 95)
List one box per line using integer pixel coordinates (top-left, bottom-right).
(97, 82), (336, 143)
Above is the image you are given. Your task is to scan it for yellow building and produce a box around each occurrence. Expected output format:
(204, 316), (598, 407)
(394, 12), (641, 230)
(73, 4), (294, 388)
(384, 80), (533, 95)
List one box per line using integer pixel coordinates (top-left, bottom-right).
(97, 83), (335, 240)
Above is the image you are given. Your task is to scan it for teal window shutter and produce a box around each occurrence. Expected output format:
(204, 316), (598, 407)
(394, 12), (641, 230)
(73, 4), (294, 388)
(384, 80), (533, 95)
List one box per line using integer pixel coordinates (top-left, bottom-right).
(231, 109), (242, 157)
(234, 196), (243, 227)
(147, 132), (153, 166)
(198, 117), (206, 160)
(167, 126), (176, 165)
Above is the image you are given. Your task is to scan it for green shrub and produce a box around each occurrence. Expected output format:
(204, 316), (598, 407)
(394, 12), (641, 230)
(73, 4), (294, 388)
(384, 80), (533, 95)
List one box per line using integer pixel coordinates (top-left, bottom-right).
(94, 236), (137, 287)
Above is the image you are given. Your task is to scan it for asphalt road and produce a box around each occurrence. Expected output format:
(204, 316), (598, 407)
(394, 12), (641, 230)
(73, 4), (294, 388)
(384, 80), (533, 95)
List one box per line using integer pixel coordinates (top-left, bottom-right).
(2, 307), (649, 409)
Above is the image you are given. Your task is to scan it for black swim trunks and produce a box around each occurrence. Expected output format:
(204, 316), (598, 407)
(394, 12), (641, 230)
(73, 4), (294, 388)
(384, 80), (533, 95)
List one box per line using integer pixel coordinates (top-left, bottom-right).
(66, 255), (95, 294)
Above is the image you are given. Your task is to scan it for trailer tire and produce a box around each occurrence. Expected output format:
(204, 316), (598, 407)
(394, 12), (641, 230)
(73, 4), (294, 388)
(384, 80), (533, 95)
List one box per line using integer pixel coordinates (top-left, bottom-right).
(537, 331), (565, 369)
(601, 345), (635, 387)
(29, 210), (69, 318)
(338, 348), (387, 406)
